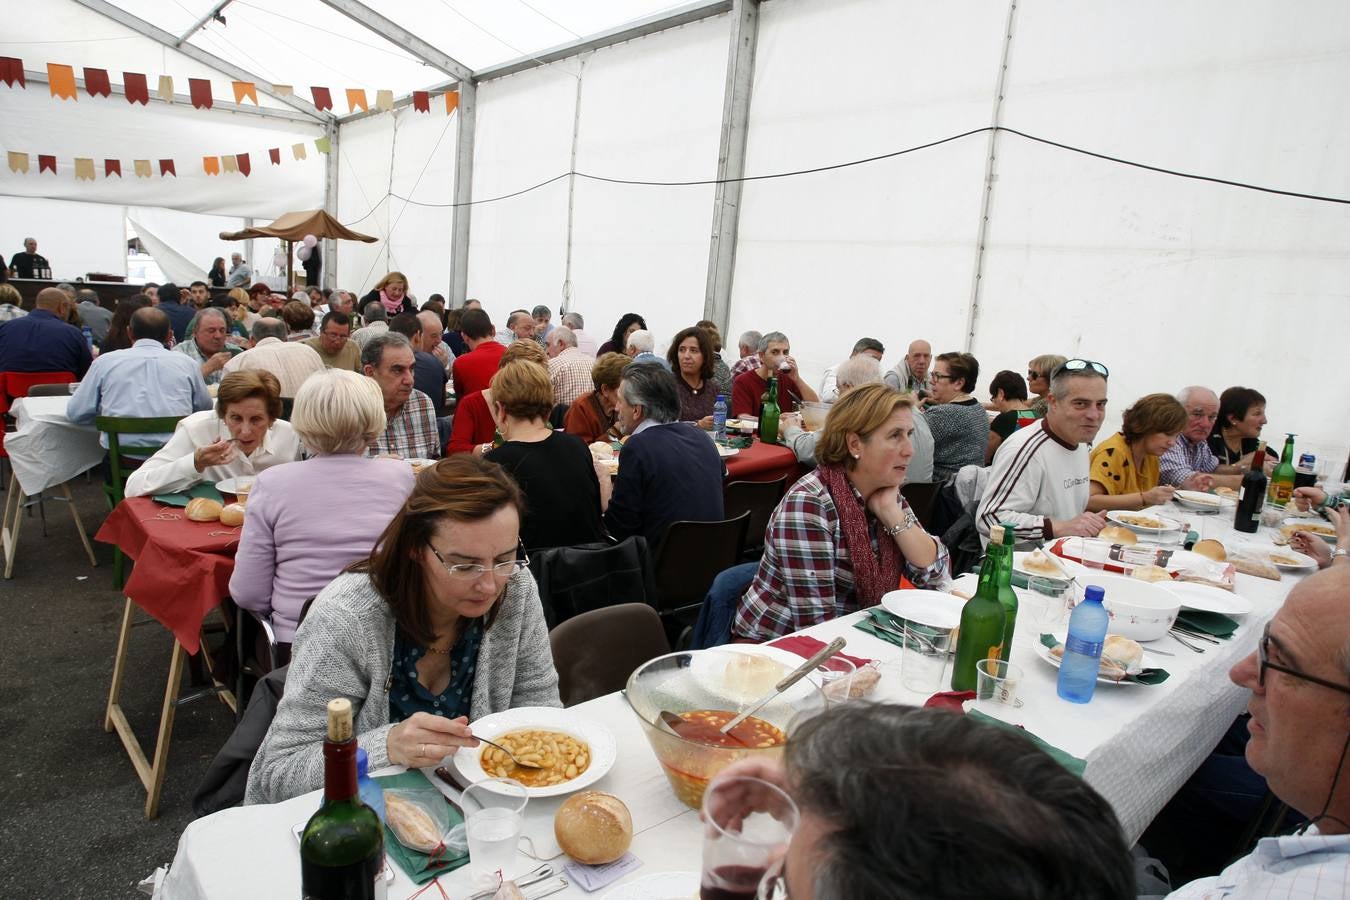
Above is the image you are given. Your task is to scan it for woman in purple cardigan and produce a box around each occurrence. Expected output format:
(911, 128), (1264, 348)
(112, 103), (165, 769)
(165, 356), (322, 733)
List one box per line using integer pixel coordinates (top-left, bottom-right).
(229, 369), (415, 648)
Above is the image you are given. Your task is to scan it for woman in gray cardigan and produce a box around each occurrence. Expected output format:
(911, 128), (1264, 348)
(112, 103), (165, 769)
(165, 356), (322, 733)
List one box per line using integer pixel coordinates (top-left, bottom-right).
(246, 456), (561, 805)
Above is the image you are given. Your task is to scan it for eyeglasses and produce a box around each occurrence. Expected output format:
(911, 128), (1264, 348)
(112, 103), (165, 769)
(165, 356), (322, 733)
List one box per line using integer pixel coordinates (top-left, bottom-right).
(930, 373), (955, 382)
(1259, 623), (1350, 695)
(428, 544), (530, 580)
(1027, 370), (1043, 380)
(1050, 359), (1109, 379)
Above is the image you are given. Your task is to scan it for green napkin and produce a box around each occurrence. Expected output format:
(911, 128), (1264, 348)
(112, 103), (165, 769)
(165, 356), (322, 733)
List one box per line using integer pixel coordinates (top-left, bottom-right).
(1038, 634), (1170, 686)
(965, 709), (1087, 777)
(854, 608), (947, 652)
(373, 770), (469, 885)
(1175, 610), (1238, 639)
(152, 481), (225, 507)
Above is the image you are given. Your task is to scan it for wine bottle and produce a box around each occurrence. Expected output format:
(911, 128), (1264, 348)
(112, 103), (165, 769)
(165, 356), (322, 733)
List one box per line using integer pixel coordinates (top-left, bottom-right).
(951, 526), (1008, 691)
(1233, 441), (1267, 534)
(1266, 434), (1296, 507)
(300, 698), (386, 900)
(995, 524), (1019, 659)
(760, 376), (781, 445)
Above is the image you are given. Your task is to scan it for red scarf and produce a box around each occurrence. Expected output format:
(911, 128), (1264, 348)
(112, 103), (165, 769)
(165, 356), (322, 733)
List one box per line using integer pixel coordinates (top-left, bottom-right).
(816, 464), (901, 606)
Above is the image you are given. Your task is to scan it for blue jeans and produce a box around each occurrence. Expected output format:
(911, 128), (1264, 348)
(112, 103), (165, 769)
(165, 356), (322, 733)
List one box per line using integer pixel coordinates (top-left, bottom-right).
(689, 562), (758, 650)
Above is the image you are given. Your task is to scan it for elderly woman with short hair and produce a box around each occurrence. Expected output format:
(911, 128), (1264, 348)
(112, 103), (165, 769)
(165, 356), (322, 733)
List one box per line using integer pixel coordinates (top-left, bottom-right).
(1087, 393), (1186, 512)
(562, 351), (630, 444)
(229, 369), (415, 646)
(1026, 353), (1067, 416)
(734, 384), (950, 641)
(446, 339), (550, 455)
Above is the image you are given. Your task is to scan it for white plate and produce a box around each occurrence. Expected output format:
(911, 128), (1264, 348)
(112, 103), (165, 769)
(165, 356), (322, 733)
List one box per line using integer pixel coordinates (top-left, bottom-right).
(880, 589), (964, 629)
(1106, 510), (1184, 534)
(688, 645), (818, 704)
(405, 457), (437, 470)
(214, 476), (255, 496)
(1174, 490), (1232, 511)
(1281, 518), (1337, 544)
(452, 707), (616, 798)
(1160, 581), (1253, 616)
(1013, 550), (1072, 584)
(1032, 638), (1154, 685)
(602, 872), (699, 899)
(1267, 548), (1319, 571)
(715, 444), (740, 458)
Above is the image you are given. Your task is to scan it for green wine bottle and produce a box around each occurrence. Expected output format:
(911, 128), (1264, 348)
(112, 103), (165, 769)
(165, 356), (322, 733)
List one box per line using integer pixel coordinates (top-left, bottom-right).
(760, 376), (781, 445)
(996, 524), (1019, 660)
(951, 526), (1009, 691)
(1266, 433), (1296, 507)
(300, 698), (386, 900)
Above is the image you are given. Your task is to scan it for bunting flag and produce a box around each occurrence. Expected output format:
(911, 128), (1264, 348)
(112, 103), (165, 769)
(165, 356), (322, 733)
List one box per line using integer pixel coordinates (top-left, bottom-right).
(273, 84), (294, 96)
(412, 90), (430, 113)
(376, 89), (393, 111)
(159, 159), (176, 177)
(105, 159), (122, 177)
(83, 67), (111, 97)
(237, 153), (251, 176)
(203, 156), (220, 175)
(268, 147), (281, 165)
(346, 88), (367, 112)
(123, 71), (148, 104)
(7, 152), (28, 174)
(188, 78), (213, 109)
(221, 154), (238, 174)
(157, 75), (174, 102)
(232, 80), (257, 105)
(74, 158), (96, 181)
(47, 63), (77, 100)
(0, 56), (25, 88)
(315, 136), (331, 154)
(134, 159), (152, 178)
(292, 143), (307, 161)
(444, 91), (458, 115)
(39, 154), (57, 174)
(310, 86), (332, 111)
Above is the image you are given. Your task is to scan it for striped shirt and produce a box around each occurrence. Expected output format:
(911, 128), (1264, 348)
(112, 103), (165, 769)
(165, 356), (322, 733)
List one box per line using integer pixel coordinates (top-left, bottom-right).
(1165, 827), (1350, 899)
(1159, 435), (1220, 486)
(977, 418), (1090, 545)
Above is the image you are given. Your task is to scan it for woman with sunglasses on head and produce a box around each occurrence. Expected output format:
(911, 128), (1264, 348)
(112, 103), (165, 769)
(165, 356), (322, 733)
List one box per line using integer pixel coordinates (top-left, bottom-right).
(246, 453), (561, 804)
(1025, 353), (1067, 416)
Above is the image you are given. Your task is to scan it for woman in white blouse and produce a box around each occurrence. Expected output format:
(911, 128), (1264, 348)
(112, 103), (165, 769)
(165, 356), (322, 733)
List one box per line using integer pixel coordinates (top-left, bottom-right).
(124, 370), (301, 496)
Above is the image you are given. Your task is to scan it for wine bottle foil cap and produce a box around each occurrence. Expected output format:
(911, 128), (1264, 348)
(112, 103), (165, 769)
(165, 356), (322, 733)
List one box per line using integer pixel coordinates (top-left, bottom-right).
(326, 698), (354, 742)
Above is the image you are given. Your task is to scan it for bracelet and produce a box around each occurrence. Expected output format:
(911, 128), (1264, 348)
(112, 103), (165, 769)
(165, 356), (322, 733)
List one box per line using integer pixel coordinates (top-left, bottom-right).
(883, 511), (919, 537)
(1334, 548), (1348, 560)
(479, 442), (492, 455)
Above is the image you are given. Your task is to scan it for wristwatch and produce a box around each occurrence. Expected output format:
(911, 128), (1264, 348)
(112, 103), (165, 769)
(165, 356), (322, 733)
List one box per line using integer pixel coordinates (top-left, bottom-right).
(1334, 548), (1348, 561)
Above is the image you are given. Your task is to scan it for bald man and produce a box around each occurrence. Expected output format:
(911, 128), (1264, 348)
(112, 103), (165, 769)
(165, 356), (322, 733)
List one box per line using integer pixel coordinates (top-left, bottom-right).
(417, 310), (454, 377)
(1159, 386), (1258, 491)
(0, 286), (91, 377)
(884, 339), (932, 397)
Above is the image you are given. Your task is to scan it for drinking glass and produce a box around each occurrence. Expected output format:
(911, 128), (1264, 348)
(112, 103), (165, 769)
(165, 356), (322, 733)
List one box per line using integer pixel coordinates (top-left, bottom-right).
(700, 774), (799, 900)
(461, 778), (528, 888)
(1076, 537), (1108, 569)
(899, 621), (952, 694)
(816, 656), (857, 705)
(975, 658), (1024, 710)
(1027, 576), (1073, 632)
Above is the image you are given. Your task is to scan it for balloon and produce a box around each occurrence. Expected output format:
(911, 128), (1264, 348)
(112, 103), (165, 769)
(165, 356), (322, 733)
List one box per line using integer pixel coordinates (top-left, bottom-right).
(272, 251), (286, 269)
(297, 246), (312, 261)
(302, 234), (318, 248)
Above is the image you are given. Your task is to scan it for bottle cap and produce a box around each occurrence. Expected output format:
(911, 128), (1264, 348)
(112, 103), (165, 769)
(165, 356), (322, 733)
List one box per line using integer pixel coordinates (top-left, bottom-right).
(716, 394), (725, 401)
(356, 746), (369, 778)
(1084, 585), (1104, 603)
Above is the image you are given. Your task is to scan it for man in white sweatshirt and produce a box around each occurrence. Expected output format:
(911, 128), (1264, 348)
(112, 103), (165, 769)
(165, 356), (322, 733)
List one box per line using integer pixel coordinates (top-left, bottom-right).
(977, 359), (1109, 545)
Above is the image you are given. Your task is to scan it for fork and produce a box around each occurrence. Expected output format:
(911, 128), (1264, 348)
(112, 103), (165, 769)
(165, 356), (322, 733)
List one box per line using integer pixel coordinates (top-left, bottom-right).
(1169, 629), (1205, 653)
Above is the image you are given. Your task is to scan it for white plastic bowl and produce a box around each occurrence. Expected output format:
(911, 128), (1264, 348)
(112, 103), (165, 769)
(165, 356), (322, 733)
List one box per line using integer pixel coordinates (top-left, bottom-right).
(1082, 573), (1181, 642)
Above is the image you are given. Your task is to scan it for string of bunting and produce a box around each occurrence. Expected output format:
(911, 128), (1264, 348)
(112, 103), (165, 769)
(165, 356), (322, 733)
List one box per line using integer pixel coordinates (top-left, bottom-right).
(6, 138), (335, 181)
(0, 56), (459, 116)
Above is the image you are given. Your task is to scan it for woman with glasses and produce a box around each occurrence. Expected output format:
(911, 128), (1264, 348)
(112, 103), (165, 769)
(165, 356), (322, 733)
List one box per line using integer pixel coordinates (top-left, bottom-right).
(1025, 353), (1067, 416)
(926, 351), (989, 482)
(246, 453), (560, 804)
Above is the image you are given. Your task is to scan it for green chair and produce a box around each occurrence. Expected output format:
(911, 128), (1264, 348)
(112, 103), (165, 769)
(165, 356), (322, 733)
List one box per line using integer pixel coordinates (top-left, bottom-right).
(96, 415), (186, 588)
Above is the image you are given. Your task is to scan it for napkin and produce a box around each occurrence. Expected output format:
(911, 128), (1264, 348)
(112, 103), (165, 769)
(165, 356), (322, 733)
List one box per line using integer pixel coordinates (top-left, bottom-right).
(373, 770), (469, 884)
(152, 482), (225, 508)
(1038, 634), (1170, 686)
(964, 709), (1088, 777)
(923, 690), (974, 712)
(1175, 610), (1238, 639)
(852, 608), (912, 649)
(769, 634), (875, 667)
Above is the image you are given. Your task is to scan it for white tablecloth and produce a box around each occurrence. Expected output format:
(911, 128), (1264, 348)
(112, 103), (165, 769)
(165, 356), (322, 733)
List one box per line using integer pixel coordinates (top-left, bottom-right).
(5, 395), (102, 495)
(159, 505), (1307, 898)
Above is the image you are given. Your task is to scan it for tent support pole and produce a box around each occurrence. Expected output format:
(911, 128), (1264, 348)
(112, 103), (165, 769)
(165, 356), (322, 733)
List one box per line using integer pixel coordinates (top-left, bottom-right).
(963, 0), (1020, 353)
(703, 0), (760, 335)
(324, 122), (340, 291)
(450, 80), (477, 309)
(243, 219), (254, 281)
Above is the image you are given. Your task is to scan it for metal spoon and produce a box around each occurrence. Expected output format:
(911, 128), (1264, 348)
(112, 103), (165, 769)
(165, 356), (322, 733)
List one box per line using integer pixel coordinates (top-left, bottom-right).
(474, 735), (544, 769)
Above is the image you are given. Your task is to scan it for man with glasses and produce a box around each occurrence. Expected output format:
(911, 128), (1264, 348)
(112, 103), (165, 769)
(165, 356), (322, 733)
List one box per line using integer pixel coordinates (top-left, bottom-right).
(977, 358), (1109, 545)
(1159, 385), (1250, 491)
(1162, 567), (1350, 897)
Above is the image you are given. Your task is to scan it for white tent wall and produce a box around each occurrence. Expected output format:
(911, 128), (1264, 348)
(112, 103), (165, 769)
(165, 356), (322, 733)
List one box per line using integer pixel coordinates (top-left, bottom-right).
(127, 207), (247, 284)
(335, 114), (395, 299)
(974, 0), (1350, 468)
(0, 196), (126, 278)
(728, 0), (1010, 393)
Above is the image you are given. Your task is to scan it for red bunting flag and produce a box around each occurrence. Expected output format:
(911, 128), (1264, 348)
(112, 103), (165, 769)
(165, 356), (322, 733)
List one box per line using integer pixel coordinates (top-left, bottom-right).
(123, 72), (149, 104)
(310, 86), (332, 111)
(38, 154), (57, 174)
(268, 147), (281, 165)
(159, 159), (176, 177)
(188, 77), (213, 109)
(0, 57), (25, 88)
(412, 91), (430, 113)
(105, 159), (121, 177)
(83, 67), (111, 97)
(237, 153), (251, 176)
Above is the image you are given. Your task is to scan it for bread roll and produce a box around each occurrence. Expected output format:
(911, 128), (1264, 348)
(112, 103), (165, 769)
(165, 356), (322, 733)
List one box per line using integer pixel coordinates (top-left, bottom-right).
(1102, 635), (1143, 671)
(1192, 539), (1227, 562)
(1021, 549), (1063, 576)
(554, 791), (632, 865)
(588, 441), (615, 460)
(1098, 524), (1137, 547)
(185, 497), (223, 522)
(218, 503), (246, 527)
(384, 793), (442, 853)
(1130, 564), (1171, 583)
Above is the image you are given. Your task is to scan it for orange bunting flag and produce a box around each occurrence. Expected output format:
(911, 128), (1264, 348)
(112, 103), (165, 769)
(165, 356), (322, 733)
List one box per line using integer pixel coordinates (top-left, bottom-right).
(134, 159), (152, 178)
(159, 159), (176, 177)
(0, 56), (25, 88)
(203, 156), (220, 176)
(74, 158), (95, 181)
(47, 63), (77, 100)
(83, 67), (111, 97)
(158, 75), (174, 102)
(222, 154), (238, 174)
(38, 154), (56, 174)
(105, 159), (122, 177)
(232, 80), (258, 105)
(237, 153), (250, 176)
(346, 88), (367, 112)
(444, 91), (458, 115)
(292, 143), (307, 161)
(7, 151), (28, 174)
(375, 89), (393, 111)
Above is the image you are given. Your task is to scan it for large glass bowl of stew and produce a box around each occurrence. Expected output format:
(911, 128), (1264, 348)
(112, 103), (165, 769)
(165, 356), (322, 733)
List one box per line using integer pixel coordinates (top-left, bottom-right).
(624, 648), (827, 809)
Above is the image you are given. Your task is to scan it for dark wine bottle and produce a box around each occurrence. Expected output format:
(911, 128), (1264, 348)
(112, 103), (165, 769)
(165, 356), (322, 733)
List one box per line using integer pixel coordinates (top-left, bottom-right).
(300, 698), (386, 900)
(1233, 441), (1267, 534)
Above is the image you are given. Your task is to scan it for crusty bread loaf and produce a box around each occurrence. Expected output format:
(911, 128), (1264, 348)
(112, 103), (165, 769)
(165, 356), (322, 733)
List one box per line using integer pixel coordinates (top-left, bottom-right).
(185, 497), (223, 522)
(218, 503), (246, 527)
(1130, 564), (1171, 583)
(555, 791), (632, 865)
(1098, 524), (1137, 546)
(1192, 539), (1227, 562)
(1021, 549), (1064, 576)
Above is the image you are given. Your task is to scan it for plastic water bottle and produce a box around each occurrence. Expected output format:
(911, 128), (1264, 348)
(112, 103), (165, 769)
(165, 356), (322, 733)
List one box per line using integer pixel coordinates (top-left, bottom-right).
(355, 747), (385, 822)
(82, 326), (94, 351)
(713, 394), (728, 444)
(1057, 584), (1109, 704)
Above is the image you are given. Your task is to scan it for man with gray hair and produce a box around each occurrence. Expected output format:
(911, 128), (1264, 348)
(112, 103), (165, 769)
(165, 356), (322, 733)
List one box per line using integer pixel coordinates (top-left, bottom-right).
(531, 304), (554, 341)
(223, 316), (324, 398)
(174, 306), (239, 385)
(603, 362), (724, 546)
(351, 301), (390, 351)
(1158, 385), (1252, 491)
(75, 288), (113, 345)
(226, 252), (252, 288)
(730, 329), (763, 378)
(361, 331), (439, 460)
(819, 337), (885, 403)
(546, 326), (594, 407)
(624, 329), (670, 370)
(561, 311), (598, 356)
(731, 330), (819, 418)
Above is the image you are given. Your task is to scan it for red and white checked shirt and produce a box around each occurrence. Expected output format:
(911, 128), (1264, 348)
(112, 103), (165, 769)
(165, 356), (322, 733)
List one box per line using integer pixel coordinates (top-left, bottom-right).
(733, 470), (950, 641)
(548, 347), (595, 408)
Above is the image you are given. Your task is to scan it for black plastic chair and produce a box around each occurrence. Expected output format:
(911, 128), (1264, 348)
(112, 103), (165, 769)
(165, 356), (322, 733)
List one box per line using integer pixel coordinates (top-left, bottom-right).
(901, 481), (940, 531)
(549, 603), (670, 706)
(723, 476), (787, 559)
(652, 511), (751, 645)
(528, 536), (657, 628)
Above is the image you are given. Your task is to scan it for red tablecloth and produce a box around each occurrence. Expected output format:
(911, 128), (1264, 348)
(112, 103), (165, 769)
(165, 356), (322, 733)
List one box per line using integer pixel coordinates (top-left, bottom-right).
(724, 438), (805, 485)
(95, 497), (240, 655)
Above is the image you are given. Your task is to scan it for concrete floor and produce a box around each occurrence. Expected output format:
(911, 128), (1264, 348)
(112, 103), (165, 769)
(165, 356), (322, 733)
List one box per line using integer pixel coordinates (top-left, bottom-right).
(0, 477), (238, 898)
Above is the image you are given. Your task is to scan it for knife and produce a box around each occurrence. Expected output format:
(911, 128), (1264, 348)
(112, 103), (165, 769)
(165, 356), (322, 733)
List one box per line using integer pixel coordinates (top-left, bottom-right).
(432, 766), (467, 817)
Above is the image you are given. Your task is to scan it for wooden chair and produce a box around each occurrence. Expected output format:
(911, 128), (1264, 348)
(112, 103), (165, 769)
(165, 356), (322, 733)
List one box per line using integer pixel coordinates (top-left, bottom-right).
(723, 476), (787, 559)
(96, 414), (186, 588)
(549, 603), (670, 706)
(652, 512), (750, 646)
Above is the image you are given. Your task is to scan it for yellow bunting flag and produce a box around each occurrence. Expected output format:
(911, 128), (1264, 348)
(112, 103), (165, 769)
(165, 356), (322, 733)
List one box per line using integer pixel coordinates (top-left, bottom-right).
(345, 88), (367, 112)
(232, 80), (258, 105)
(158, 75), (174, 102)
(74, 157), (95, 180)
(315, 136), (331, 154)
(273, 84), (294, 96)
(222, 154), (238, 174)
(444, 91), (458, 114)
(134, 159), (152, 178)
(292, 143), (307, 160)
(376, 89), (393, 111)
(7, 151), (29, 174)
(47, 63), (77, 100)
(203, 156), (221, 175)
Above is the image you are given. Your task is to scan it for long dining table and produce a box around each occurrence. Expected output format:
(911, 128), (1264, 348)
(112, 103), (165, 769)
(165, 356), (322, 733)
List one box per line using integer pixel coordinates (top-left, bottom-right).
(156, 502), (1311, 899)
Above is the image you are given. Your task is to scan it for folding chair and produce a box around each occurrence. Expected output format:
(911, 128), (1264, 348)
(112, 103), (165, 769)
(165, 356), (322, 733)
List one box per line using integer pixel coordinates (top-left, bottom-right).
(723, 476), (787, 559)
(652, 512), (750, 646)
(96, 415), (186, 588)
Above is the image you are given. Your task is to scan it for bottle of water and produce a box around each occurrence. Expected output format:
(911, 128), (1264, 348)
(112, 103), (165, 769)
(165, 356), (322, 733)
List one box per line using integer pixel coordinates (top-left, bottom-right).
(82, 326), (94, 352)
(1057, 584), (1109, 704)
(713, 394), (728, 444)
(354, 747), (385, 822)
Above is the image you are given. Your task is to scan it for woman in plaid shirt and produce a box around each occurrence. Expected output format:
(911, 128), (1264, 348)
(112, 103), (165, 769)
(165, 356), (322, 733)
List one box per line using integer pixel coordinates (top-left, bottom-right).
(733, 384), (951, 641)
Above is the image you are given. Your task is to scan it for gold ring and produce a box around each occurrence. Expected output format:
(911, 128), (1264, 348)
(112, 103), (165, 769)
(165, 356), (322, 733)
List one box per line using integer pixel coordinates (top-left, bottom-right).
(420, 742), (427, 757)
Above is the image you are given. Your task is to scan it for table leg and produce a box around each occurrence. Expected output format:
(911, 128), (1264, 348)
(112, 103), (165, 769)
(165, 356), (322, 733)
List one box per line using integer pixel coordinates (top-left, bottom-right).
(144, 641), (186, 819)
(59, 481), (98, 567)
(2, 473), (23, 580)
(104, 597), (134, 733)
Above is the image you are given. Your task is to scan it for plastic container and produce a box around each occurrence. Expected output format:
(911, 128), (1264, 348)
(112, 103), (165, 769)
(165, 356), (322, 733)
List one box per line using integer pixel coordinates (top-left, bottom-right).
(713, 394), (728, 444)
(355, 747), (386, 822)
(1057, 584), (1109, 704)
